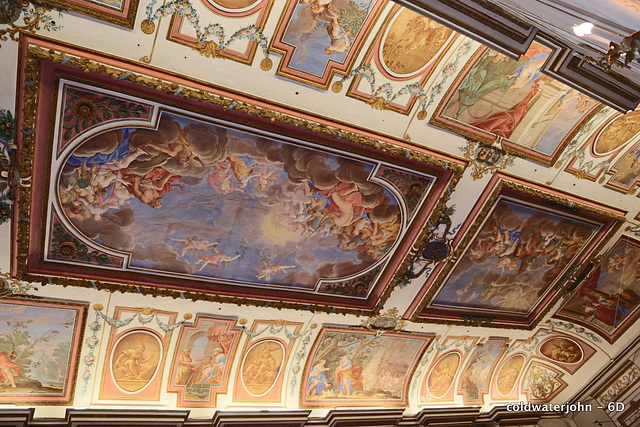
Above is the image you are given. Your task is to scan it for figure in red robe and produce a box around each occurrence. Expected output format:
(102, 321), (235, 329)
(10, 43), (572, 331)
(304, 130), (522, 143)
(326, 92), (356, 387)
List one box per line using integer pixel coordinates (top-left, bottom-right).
(120, 167), (183, 208)
(0, 350), (20, 388)
(470, 78), (544, 139)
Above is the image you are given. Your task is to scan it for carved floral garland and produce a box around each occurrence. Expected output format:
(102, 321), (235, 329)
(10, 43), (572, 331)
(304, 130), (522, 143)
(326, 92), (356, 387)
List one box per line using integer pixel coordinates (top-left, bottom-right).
(81, 305), (191, 393)
(143, 0), (271, 68)
(556, 107), (613, 178)
(548, 320), (603, 344)
(332, 40), (475, 117)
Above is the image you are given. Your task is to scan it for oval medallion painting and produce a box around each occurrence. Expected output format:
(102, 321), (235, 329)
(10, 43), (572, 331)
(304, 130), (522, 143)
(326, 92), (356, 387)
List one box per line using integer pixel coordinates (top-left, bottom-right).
(540, 338), (583, 364)
(206, 0), (259, 10)
(426, 352), (460, 398)
(381, 9), (453, 76)
(594, 110), (640, 155)
(496, 354), (524, 396)
(57, 112), (403, 294)
(241, 340), (285, 396)
(110, 330), (162, 393)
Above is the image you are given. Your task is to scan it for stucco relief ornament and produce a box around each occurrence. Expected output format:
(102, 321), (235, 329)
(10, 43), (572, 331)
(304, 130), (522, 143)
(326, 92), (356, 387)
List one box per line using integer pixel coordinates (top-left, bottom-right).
(0, 109), (29, 224)
(80, 306), (192, 394)
(330, 40), (474, 118)
(626, 223), (640, 238)
(395, 205), (458, 285)
(0, 271), (37, 295)
(361, 307), (406, 335)
(0, 0), (25, 25)
(526, 365), (561, 400)
(143, 0), (271, 69)
(0, 1), (62, 50)
(459, 138), (515, 181)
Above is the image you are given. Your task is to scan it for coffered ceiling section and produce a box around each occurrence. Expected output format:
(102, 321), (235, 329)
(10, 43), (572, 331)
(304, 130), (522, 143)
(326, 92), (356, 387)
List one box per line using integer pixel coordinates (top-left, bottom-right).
(5, 0), (640, 344)
(14, 37), (461, 313)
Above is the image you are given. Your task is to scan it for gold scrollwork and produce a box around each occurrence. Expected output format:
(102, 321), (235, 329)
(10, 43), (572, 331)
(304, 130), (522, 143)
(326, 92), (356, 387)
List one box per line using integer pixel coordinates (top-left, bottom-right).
(362, 307), (406, 332)
(460, 139), (515, 181)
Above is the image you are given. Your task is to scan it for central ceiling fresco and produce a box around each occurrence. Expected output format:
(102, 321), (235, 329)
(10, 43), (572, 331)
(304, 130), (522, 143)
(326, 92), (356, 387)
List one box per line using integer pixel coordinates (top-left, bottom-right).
(2, 0), (640, 422)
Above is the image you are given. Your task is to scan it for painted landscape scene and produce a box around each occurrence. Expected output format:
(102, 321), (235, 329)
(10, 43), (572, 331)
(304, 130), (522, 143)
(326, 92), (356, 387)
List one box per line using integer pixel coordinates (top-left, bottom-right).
(303, 329), (428, 406)
(0, 300), (83, 403)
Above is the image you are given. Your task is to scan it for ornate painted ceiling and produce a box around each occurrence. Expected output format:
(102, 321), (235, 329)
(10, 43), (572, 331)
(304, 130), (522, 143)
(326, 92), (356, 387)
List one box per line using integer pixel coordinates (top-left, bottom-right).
(0, 0), (639, 425)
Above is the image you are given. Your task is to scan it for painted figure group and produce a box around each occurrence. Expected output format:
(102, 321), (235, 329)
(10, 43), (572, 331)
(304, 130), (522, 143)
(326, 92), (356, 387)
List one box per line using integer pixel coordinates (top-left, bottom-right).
(306, 355), (363, 397)
(177, 347), (227, 386)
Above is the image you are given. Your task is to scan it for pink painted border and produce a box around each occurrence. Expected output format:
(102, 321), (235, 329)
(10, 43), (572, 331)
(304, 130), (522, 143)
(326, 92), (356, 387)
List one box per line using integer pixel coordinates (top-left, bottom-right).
(554, 235), (640, 344)
(0, 298), (87, 405)
(99, 308), (177, 401)
(420, 350), (462, 403)
(16, 35), (463, 313)
(270, 0), (388, 88)
(166, 316), (241, 407)
(521, 361), (567, 403)
(431, 46), (597, 165)
(168, 0), (273, 64)
(535, 333), (595, 374)
(347, 5), (457, 113)
(565, 113), (629, 181)
(405, 173), (624, 325)
(604, 140), (640, 193)
(456, 338), (507, 405)
(300, 326), (433, 408)
(232, 320), (302, 403)
(44, 0), (139, 28)
(490, 353), (527, 401)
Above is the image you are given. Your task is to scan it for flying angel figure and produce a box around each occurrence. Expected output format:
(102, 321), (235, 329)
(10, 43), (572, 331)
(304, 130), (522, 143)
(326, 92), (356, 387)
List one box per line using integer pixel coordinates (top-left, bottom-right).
(170, 237), (220, 257)
(257, 261), (295, 281)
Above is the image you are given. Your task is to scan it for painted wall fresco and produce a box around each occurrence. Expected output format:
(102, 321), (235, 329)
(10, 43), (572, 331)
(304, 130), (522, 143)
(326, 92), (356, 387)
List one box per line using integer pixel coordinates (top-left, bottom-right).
(457, 339), (506, 405)
(43, 0), (139, 27)
(594, 111), (640, 156)
(55, 109), (408, 293)
(270, 0), (386, 87)
(431, 44), (599, 165)
(346, 5), (455, 113)
(492, 354), (525, 400)
(110, 330), (162, 393)
(379, 8), (452, 76)
(167, 0), (273, 64)
(0, 298), (86, 405)
(27, 64), (455, 313)
(99, 308), (176, 400)
(241, 340), (284, 394)
(556, 236), (640, 343)
(563, 109), (631, 182)
(605, 140), (640, 193)
(424, 351), (460, 399)
(233, 320), (302, 403)
(301, 327), (431, 407)
(522, 362), (566, 403)
(432, 198), (597, 313)
(167, 316), (240, 406)
(419, 335), (478, 404)
(411, 173), (622, 327)
(535, 334), (595, 374)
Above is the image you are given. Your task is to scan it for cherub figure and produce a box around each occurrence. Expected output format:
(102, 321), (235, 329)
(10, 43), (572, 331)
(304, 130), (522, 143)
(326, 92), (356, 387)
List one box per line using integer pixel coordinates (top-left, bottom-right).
(170, 237), (220, 257)
(195, 249), (243, 271)
(257, 261), (295, 280)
